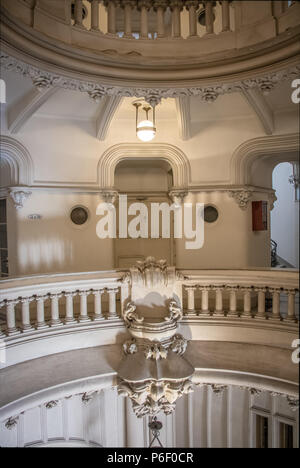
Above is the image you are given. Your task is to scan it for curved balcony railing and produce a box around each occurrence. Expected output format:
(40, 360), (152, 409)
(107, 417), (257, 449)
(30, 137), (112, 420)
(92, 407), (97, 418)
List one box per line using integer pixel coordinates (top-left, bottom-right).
(0, 268), (298, 338)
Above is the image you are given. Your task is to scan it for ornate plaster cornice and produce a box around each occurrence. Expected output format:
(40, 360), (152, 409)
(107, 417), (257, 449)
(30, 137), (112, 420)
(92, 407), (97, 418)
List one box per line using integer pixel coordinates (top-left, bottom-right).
(1, 52), (299, 106)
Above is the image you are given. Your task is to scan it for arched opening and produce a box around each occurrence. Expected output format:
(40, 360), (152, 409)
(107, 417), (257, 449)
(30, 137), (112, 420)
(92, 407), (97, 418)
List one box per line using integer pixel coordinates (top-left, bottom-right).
(114, 158), (174, 268)
(271, 162), (299, 269)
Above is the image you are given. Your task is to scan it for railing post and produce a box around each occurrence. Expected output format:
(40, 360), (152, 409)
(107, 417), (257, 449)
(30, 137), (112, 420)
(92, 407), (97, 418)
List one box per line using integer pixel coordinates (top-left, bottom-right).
(0, 302), (5, 337)
(255, 287), (267, 318)
(269, 288), (281, 320)
(170, 0), (184, 38)
(21, 297), (34, 331)
(242, 287), (252, 317)
(123, 0), (136, 38)
(138, 0), (152, 39)
(64, 292), (77, 323)
(200, 286), (210, 314)
(213, 286), (224, 316)
(6, 300), (21, 336)
(49, 293), (63, 327)
(220, 0), (230, 32)
(36, 296), (48, 329)
(185, 286), (197, 315)
(104, 0), (118, 35)
(285, 289), (297, 322)
(78, 291), (91, 322)
(74, 0), (84, 28)
(227, 286), (239, 316)
(204, 0), (214, 35)
(93, 289), (105, 321)
(186, 1), (199, 38)
(153, 0), (168, 38)
(91, 0), (100, 31)
(108, 287), (119, 318)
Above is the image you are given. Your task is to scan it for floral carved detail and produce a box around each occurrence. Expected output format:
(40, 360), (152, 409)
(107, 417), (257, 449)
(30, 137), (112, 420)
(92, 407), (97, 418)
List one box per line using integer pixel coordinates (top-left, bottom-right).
(5, 416), (19, 430)
(286, 396), (299, 412)
(123, 338), (138, 355)
(228, 190), (253, 210)
(118, 379), (193, 417)
(123, 302), (144, 327)
(9, 190), (32, 209)
(45, 400), (59, 409)
(144, 342), (168, 360)
(82, 391), (98, 404)
(211, 384), (227, 394)
(134, 256), (169, 288)
(169, 334), (187, 355)
(165, 299), (183, 322)
(168, 190), (188, 207)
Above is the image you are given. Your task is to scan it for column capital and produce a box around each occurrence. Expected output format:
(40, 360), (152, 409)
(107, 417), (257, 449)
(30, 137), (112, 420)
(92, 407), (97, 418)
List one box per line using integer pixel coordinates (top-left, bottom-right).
(121, 0), (137, 7)
(241, 286), (253, 293)
(92, 288), (105, 295)
(268, 287), (281, 294)
(283, 288), (297, 295)
(78, 290), (90, 297)
(211, 285), (225, 291)
(137, 0), (152, 10)
(153, 0), (169, 10)
(20, 296), (34, 304)
(49, 293), (62, 300)
(254, 286), (267, 293)
(169, 0), (184, 10)
(107, 287), (119, 294)
(184, 285), (198, 291)
(6, 299), (19, 307)
(185, 0), (201, 9)
(64, 291), (77, 298)
(199, 285), (211, 291)
(225, 285), (239, 291)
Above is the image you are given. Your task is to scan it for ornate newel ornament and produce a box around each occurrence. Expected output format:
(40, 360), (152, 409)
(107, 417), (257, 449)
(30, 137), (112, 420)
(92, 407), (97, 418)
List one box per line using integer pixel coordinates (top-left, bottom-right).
(117, 257), (194, 418)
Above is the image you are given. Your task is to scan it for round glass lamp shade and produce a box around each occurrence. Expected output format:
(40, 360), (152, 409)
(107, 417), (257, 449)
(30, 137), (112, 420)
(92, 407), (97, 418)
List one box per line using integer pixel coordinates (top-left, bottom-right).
(136, 120), (156, 142)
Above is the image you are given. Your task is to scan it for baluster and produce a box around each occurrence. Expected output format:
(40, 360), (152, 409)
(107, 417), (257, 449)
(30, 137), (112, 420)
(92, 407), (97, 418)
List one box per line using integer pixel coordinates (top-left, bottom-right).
(78, 291), (91, 322)
(153, 0), (168, 38)
(213, 286), (224, 316)
(138, 1), (152, 39)
(227, 286), (239, 316)
(108, 287), (119, 318)
(92, 289), (105, 321)
(36, 296), (48, 329)
(220, 0), (230, 32)
(74, 0), (84, 28)
(123, 0), (135, 38)
(65, 0), (72, 25)
(185, 286), (197, 315)
(49, 293), (63, 327)
(0, 301), (5, 337)
(170, 0), (184, 38)
(242, 287), (252, 317)
(200, 286), (210, 314)
(91, 0), (100, 31)
(6, 300), (21, 336)
(21, 297), (34, 331)
(204, 0), (214, 35)
(255, 287), (267, 318)
(269, 288), (281, 320)
(186, 1), (199, 38)
(104, 0), (118, 35)
(64, 292), (77, 323)
(285, 289), (297, 322)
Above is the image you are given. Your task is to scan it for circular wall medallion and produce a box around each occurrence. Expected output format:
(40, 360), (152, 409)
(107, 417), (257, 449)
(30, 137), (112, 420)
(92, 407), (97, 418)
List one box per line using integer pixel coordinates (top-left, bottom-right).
(204, 205), (219, 223)
(70, 206), (89, 226)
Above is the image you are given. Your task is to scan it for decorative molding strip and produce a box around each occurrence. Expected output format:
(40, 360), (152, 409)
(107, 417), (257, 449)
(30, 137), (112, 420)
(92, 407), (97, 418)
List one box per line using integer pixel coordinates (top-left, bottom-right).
(1, 53), (299, 105)
(0, 135), (34, 186)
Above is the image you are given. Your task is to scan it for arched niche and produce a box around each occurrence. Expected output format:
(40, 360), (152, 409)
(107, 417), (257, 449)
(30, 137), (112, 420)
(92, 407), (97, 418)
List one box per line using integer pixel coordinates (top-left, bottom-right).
(230, 133), (299, 187)
(0, 136), (33, 187)
(97, 143), (190, 190)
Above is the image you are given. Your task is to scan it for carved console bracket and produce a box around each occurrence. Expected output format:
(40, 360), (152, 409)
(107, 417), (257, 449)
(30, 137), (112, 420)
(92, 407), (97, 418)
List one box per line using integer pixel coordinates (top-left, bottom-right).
(8, 189), (32, 209)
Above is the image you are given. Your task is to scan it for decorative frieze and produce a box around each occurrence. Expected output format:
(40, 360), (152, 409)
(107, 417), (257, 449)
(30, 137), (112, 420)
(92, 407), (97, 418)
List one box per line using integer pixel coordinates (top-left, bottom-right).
(1, 53), (299, 105)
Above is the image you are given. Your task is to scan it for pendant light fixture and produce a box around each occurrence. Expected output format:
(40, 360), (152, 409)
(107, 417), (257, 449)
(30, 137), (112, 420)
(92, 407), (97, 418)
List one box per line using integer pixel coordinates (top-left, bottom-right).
(133, 101), (156, 142)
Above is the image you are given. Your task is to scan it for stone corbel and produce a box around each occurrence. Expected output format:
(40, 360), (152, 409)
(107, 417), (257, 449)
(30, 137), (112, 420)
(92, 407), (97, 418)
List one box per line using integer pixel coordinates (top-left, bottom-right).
(100, 189), (118, 205)
(228, 189), (253, 210)
(168, 189), (188, 207)
(9, 189), (32, 209)
(268, 192), (277, 211)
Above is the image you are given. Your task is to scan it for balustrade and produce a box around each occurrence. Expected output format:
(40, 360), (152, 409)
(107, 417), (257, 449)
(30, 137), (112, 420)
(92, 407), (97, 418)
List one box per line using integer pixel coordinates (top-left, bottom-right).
(68, 1), (233, 41)
(0, 270), (298, 337)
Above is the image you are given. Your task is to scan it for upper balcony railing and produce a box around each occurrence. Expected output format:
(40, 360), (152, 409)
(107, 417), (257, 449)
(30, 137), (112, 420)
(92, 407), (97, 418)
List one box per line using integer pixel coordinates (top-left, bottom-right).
(1, 0), (300, 74)
(0, 268), (298, 339)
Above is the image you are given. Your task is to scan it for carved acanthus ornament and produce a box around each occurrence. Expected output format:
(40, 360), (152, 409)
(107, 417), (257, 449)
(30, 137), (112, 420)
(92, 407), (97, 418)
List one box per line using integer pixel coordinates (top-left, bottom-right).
(118, 262), (194, 417)
(5, 416), (19, 430)
(9, 189), (32, 209)
(45, 400), (59, 409)
(228, 189), (253, 210)
(168, 190), (188, 207)
(100, 190), (118, 205)
(1, 53), (299, 104)
(286, 396), (299, 412)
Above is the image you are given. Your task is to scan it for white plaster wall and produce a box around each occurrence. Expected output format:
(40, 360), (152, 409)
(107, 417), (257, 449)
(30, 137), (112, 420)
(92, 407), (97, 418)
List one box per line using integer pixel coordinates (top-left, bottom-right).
(0, 386), (297, 448)
(271, 162), (299, 268)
